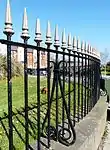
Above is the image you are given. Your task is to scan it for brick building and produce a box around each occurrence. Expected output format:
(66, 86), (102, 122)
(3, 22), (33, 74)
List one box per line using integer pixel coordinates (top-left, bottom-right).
(11, 45), (47, 69)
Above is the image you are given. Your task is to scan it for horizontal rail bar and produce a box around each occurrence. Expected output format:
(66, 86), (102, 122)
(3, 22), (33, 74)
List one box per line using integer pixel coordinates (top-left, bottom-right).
(0, 39), (100, 62)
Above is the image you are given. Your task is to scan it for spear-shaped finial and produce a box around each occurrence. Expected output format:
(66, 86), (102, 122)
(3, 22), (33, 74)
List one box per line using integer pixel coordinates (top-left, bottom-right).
(92, 47), (94, 55)
(89, 44), (91, 54)
(92, 48), (95, 56)
(81, 40), (85, 53)
(4, 0), (14, 35)
(77, 36), (81, 51)
(67, 33), (72, 50)
(85, 42), (88, 53)
(54, 25), (60, 47)
(61, 28), (66, 49)
(87, 43), (90, 54)
(34, 18), (42, 42)
(90, 45), (92, 55)
(94, 48), (97, 57)
(73, 36), (77, 51)
(21, 8), (30, 39)
(45, 21), (52, 44)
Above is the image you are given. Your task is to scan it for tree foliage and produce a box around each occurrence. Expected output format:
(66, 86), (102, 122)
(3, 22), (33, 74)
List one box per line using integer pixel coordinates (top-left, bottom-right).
(0, 54), (23, 80)
(100, 49), (109, 65)
(107, 61), (110, 66)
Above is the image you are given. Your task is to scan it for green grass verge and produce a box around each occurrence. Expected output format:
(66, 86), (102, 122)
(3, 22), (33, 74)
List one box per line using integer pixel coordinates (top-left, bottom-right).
(101, 71), (110, 75)
(105, 79), (110, 95)
(0, 76), (88, 149)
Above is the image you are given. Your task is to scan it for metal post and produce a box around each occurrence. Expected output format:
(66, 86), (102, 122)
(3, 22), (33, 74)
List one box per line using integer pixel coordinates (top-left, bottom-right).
(61, 28), (66, 136)
(54, 25), (60, 141)
(7, 34), (13, 150)
(81, 41), (84, 119)
(34, 18), (42, 150)
(24, 38), (29, 150)
(87, 54), (89, 113)
(77, 53), (80, 121)
(67, 33), (72, 126)
(84, 43), (87, 117)
(45, 21), (52, 148)
(73, 36), (77, 125)
(3, 1), (14, 149)
(21, 8), (30, 150)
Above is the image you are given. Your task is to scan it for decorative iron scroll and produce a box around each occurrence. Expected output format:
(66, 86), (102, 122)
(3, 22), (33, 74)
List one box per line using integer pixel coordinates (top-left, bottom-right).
(42, 60), (76, 146)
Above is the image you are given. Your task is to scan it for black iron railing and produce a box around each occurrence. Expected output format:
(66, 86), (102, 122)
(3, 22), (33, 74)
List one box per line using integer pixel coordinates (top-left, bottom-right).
(0, 1), (101, 150)
(0, 38), (100, 150)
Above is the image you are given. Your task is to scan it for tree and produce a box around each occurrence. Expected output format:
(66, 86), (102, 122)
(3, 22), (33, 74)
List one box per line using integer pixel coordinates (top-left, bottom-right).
(0, 54), (23, 80)
(100, 48), (109, 65)
(100, 49), (110, 75)
(106, 61), (110, 73)
(107, 61), (110, 66)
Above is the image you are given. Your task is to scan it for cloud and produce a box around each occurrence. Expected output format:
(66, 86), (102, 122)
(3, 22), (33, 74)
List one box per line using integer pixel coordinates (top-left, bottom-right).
(0, 43), (7, 55)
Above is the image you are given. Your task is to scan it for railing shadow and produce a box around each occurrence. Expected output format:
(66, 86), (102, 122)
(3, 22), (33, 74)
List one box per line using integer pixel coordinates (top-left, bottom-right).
(0, 101), (49, 149)
(0, 90), (76, 149)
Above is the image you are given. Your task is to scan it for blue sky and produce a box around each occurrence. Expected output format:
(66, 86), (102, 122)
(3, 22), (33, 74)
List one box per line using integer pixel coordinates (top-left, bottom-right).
(0, 0), (110, 53)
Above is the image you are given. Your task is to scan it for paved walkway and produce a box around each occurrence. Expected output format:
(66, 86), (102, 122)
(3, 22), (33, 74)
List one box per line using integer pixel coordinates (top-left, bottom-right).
(98, 121), (110, 150)
(101, 78), (110, 150)
(103, 121), (110, 150)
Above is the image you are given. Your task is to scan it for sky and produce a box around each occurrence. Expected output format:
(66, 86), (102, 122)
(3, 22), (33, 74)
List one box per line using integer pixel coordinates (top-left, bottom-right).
(0, 0), (110, 55)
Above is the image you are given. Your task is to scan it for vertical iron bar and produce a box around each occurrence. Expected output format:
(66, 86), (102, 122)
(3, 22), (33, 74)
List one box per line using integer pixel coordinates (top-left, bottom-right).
(93, 61), (95, 106)
(68, 49), (71, 126)
(87, 55), (90, 114)
(89, 57), (92, 111)
(97, 60), (100, 101)
(95, 60), (98, 102)
(97, 61), (99, 100)
(91, 60), (94, 108)
(73, 52), (76, 124)
(81, 54), (84, 118)
(47, 45), (51, 148)
(62, 48), (65, 135)
(94, 61), (97, 105)
(7, 35), (13, 150)
(84, 54), (87, 117)
(55, 47), (59, 141)
(24, 38), (29, 150)
(97, 61), (99, 101)
(37, 42), (41, 150)
(94, 61), (96, 105)
(58, 75), (76, 143)
(94, 60), (97, 104)
(98, 61), (100, 99)
(77, 53), (80, 122)
(41, 71), (56, 133)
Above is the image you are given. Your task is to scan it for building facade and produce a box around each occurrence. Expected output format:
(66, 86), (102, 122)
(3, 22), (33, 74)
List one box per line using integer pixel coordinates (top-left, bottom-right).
(11, 45), (47, 69)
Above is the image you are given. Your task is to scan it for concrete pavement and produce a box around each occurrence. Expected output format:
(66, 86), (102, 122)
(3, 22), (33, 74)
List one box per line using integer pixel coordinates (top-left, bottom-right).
(98, 78), (110, 150)
(98, 121), (110, 150)
(103, 121), (110, 150)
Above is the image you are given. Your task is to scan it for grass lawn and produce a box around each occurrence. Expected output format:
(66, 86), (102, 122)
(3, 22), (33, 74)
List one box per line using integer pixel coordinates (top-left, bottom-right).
(105, 79), (110, 95)
(0, 76), (87, 149)
(101, 71), (110, 75)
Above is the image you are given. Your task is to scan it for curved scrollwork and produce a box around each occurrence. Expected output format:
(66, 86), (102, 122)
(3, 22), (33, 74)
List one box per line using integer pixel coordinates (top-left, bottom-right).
(42, 60), (76, 146)
(44, 125), (57, 140)
(58, 127), (76, 146)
